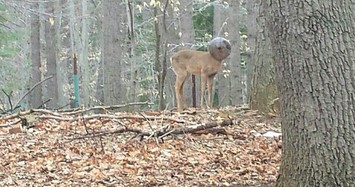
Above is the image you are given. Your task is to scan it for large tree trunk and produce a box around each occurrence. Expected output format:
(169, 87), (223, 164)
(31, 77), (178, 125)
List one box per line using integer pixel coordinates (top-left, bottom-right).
(249, 0), (277, 112)
(102, 0), (124, 105)
(268, 0), (355, 186)
(29, 2), (42, 109)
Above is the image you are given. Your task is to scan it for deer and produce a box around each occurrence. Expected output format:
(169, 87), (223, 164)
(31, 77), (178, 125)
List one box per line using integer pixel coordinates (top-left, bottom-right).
(171, 37), (231, 112)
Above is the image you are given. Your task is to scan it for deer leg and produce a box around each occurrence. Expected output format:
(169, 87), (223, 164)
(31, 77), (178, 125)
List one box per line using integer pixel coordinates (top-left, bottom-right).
(175, 73), (188, 112)
(207, 76), (214, 108)
(200, 74), (207, 109)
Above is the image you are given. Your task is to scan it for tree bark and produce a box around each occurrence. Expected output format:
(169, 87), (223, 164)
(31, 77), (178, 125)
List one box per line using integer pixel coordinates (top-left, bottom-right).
(179, 0), (196, 108)
(215, 0), (242, 106)
(225, 0), (242, 106)
(80, 0), (90, 107)
(249, 0), (277, 112)
(125, 0), (137, 111)
(102, 0), (124, 105)
(245, 0), (257, 101)
(29, 2), (42, 109)
(44, 1), (59, 109)
(214, 0), (228, 106)
(268, 0), (355, 186)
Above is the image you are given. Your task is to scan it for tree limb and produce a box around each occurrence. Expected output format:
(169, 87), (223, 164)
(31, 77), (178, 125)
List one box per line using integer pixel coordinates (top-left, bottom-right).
(66, 119), (234, 141)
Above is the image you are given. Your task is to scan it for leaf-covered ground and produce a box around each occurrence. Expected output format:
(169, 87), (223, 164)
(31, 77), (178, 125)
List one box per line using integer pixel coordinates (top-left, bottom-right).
(0, 106), (281, 186)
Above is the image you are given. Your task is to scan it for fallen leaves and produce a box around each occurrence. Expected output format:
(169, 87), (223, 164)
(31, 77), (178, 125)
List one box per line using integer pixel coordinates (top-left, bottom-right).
(0, 106), (281, 186)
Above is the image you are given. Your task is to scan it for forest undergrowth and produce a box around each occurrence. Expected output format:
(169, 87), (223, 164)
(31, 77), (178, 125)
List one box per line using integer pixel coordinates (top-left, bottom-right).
(0, 106), (280, 186)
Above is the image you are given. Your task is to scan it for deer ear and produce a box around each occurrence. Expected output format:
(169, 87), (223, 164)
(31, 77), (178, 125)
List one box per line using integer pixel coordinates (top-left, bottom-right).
(223, 40), (232, 50)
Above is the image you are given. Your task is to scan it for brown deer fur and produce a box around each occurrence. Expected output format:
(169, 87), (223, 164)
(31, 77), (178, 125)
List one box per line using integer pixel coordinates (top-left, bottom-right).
(171, 37), (231, 112)
(171, 50), (221, 112)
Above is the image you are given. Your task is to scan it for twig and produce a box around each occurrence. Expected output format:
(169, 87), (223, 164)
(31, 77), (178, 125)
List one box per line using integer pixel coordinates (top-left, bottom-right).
(13, 76), (53, 110)
(37, 98), (52, 109)
(2, 89), (13, 111)
(0, 119), (21, 127)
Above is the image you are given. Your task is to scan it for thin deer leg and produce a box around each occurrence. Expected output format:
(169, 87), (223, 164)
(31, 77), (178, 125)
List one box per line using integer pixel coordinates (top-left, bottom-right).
(207, 76), (214, 108)
(200, 74), (207, 109)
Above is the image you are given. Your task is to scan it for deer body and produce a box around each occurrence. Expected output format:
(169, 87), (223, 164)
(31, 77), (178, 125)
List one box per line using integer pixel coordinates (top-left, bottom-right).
(171, 49), (223, 112)
(171, 37), (231, 112)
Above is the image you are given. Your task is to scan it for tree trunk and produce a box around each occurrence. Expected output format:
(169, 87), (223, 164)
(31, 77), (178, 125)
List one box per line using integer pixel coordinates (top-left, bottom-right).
(245, 0), (257, 101)
(102, 0), (124, 105)
(179, 0), (196, 108)
(80, 0), (91, 107)
(225, 0), (242, 106)
(68, 0), (79, 107)
(154, 0), (171, 110)
(44, 1), (59, 109)
(268, 0), (355, 186)
(29, 2), (42, 109)
(215, 0), (242, 106)
(125, 0), (137, 111)
(54, 0), (66, 108)
(214, 1), (228, 106)
(164, 2), (180, 110)
(249, 0), (277, 112)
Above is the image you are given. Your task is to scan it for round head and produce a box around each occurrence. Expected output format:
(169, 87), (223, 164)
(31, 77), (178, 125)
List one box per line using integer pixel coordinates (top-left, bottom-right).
(208, 37), (232, 61)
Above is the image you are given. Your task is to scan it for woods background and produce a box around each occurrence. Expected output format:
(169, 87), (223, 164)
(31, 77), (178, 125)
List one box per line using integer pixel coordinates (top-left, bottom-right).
(0, 0), (276, 113)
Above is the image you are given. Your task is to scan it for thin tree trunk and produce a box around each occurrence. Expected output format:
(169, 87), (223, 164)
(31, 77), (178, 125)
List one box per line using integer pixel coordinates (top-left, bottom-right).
(154, 4), (166, 110)
(179, 0), (196, 108)
(245, 0), (257, 101)
(29, 2), (42, 109)
(214, 1), (228, 106)
(54, 0), (66, 108)
(226, 0), (242, 105)
(126, 0), (137, 111)
(80, 0), (90, 107)
(44, 0), (59, 109)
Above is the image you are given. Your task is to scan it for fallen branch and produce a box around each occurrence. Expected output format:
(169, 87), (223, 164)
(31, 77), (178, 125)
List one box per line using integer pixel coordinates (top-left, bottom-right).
(1, 108), (63, 121)
(67, 119), (233, 141)
(39, 113), (192, 124)
(59, 101), (154, 115)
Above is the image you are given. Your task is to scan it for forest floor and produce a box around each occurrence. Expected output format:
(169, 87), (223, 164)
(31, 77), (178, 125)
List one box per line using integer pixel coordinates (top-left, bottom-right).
(0, 106), (281, 187)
